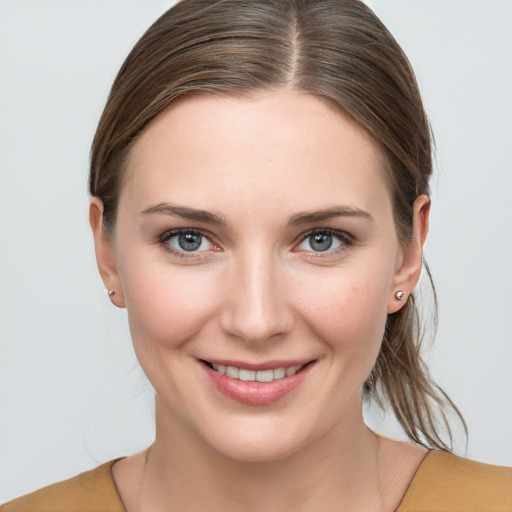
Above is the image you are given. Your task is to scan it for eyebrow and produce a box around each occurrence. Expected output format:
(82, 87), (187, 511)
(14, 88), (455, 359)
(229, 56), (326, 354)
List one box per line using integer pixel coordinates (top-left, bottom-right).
(140, 203), (227, 225)
(140, 203), (372, 226)
(288, 206), (373, 225)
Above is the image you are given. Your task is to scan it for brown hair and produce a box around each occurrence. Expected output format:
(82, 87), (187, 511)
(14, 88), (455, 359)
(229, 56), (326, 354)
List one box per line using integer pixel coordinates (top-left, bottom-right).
(90, 0), (466, 451)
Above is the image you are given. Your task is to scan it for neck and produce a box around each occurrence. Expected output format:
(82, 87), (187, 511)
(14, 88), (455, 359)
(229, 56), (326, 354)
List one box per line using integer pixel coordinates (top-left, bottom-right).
(139, 395), (385, 512)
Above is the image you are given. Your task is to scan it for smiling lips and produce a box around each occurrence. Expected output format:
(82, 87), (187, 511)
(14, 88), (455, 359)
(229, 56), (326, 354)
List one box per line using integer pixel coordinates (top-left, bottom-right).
(209, 362), (304, 382)
(201, 359), (314, 406)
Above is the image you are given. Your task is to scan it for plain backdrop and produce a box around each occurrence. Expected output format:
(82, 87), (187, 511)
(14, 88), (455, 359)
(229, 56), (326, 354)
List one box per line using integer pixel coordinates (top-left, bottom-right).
(1, 0), (511, 503)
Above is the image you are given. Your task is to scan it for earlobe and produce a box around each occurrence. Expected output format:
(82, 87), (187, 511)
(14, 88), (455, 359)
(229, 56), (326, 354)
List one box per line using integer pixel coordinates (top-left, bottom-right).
(89, 198), (126, 308)
(387, 195), (430, 314)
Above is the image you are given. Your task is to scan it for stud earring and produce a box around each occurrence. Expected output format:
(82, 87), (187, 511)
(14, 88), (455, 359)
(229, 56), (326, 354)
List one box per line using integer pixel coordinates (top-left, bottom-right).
(107, 290), (116, 304)
(395, 290), (405, 301)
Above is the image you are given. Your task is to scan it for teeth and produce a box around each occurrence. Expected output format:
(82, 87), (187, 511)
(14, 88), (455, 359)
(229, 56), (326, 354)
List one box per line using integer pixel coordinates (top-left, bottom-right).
(225, 366), (239, 379)
(212, 363), (226, 375)
(286, 365), (302, 376)
(209, 363), (304, 382)
(239, 369), (256, 381)
(256, 369), (273, 382)
(273, 367), (286, 379)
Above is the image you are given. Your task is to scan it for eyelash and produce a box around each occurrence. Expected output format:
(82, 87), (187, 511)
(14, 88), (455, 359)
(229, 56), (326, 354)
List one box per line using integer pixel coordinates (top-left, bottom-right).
(295, 229), (354, 257)
(158, 228), (354, 258)
(158, 228), (218, 259)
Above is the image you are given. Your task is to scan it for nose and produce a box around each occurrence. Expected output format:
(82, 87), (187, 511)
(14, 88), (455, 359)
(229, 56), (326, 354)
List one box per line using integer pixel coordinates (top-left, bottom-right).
(219, 251), (294, 344)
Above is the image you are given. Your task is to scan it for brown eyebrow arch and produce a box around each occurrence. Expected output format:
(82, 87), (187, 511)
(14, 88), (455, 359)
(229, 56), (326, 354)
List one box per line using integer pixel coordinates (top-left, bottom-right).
(288, 206), (373, 225)
(140, 203), (226, 226)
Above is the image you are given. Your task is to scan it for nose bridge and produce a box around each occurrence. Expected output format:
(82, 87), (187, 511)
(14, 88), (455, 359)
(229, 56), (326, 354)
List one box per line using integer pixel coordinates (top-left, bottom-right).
(220, 247), (292, 343)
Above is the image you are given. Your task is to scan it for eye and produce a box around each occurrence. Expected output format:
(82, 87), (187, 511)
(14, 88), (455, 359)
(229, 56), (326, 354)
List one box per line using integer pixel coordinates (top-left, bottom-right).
(296, 230), (350, 253)
(161, 229), (214, 253)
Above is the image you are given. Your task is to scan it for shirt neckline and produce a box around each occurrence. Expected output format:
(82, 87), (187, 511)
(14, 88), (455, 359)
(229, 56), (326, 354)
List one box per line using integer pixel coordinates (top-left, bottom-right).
(107, 449), (437, 511)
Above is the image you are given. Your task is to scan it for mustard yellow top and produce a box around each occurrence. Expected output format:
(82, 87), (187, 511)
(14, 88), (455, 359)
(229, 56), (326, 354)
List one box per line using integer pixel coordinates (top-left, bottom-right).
(2, 451), (511, 511)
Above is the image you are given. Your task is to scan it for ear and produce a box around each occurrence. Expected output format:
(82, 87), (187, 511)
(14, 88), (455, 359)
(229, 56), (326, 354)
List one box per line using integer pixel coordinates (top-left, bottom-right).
(387, 195), (430, 314)
(89, 197), (126, 308)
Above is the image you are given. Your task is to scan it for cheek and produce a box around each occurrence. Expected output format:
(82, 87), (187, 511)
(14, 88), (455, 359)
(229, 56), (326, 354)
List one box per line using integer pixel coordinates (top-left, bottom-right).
(119, 254), (220, 350)
(291, 264), (391, 362)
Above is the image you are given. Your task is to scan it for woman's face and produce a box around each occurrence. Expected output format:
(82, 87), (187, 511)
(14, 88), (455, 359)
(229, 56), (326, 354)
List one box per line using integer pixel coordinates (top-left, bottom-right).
(92, 90), (426, 461)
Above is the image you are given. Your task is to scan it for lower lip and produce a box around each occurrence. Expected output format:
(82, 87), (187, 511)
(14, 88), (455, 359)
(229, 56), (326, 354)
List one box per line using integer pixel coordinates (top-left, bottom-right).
(200, 362), (314, 406)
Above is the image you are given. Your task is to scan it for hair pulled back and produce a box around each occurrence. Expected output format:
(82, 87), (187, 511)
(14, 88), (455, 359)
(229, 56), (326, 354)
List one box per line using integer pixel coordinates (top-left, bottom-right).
(90, 0), (465, 451)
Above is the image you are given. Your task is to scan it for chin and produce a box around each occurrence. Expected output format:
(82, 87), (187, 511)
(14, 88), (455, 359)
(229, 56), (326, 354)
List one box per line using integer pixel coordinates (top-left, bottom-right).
(199, 414), (320, 463)
(214, 436), (304, 463)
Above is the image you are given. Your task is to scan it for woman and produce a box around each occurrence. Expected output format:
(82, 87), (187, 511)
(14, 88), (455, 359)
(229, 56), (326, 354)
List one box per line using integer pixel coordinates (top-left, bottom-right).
(2, 0), (511, 510)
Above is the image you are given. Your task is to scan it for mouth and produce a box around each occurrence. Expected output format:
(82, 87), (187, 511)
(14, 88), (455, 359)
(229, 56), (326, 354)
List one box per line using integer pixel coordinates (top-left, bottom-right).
(199, 359), (316, 406)
(201, 360), (309, 382)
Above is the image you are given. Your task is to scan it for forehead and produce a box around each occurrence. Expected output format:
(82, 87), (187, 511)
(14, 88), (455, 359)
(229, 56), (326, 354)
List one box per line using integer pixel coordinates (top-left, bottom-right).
(122, 90), (391, 217)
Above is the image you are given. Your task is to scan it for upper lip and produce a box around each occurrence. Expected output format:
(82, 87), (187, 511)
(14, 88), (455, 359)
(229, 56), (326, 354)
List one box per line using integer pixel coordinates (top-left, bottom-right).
(199, 358), (315, 371)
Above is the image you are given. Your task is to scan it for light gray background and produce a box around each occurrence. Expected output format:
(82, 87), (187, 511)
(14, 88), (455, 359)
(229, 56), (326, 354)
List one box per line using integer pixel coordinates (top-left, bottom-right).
(1, 0), (511, 503)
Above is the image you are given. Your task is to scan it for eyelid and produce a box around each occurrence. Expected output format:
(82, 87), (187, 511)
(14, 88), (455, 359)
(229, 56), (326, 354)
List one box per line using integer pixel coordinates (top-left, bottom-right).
(293, 228), (354, 253)
(156, 227), (353, 258)
(159, 227), (218, 243)
(158, 228), (221, 256)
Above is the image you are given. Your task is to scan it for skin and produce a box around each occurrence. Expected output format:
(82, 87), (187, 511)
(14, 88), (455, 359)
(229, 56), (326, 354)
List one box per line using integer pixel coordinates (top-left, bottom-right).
(90, 90), (430, 511)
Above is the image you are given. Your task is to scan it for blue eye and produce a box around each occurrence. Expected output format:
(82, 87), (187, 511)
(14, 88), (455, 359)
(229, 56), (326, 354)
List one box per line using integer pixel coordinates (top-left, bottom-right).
(297, 230), (347, 252)
(164, 230), (213, 252)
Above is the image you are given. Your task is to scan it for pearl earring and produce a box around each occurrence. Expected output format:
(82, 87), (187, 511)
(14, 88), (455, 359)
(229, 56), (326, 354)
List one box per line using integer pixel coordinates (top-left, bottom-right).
(395, 290), (405, 301)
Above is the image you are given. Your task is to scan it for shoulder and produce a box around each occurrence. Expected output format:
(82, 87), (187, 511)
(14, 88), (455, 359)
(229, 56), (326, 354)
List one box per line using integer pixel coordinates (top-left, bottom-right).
(1, 460), (125, 512)
(398, 450), (512, 511)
